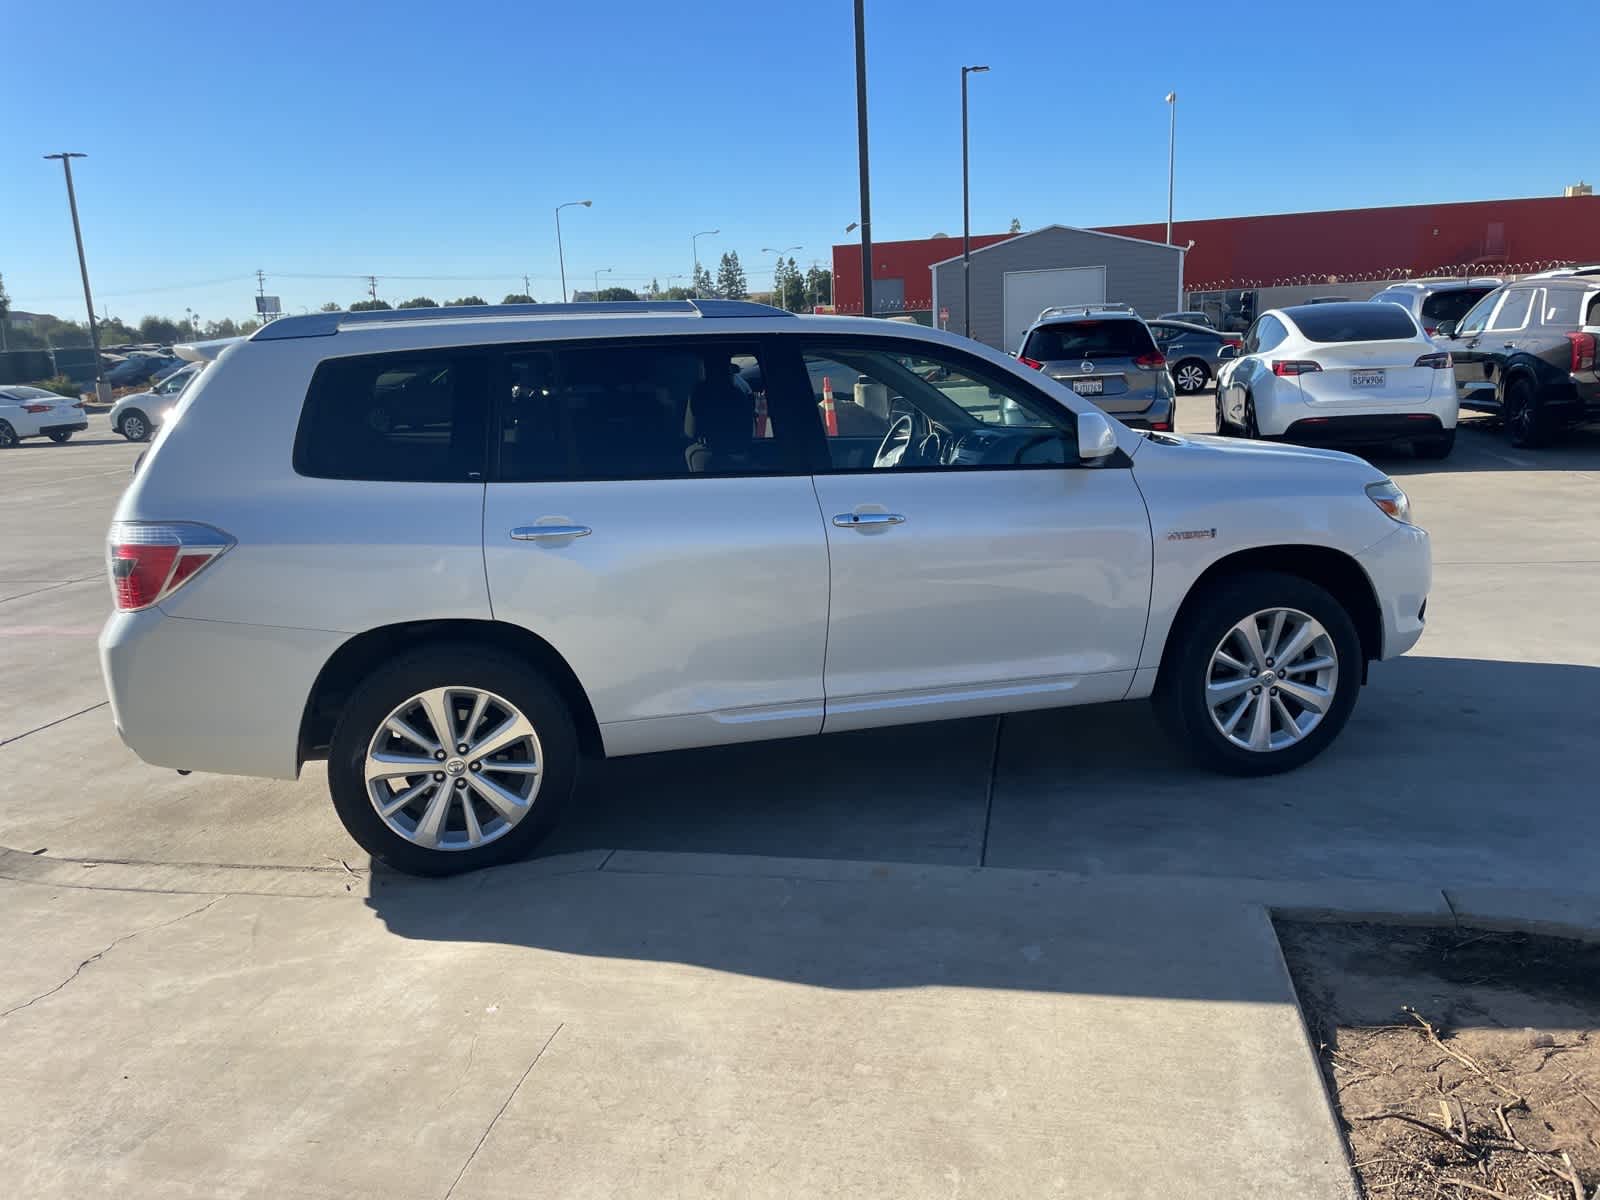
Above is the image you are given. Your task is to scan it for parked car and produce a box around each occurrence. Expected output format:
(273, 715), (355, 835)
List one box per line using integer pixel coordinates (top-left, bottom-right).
(103, 353), (172, 389)
(1306, 296), (1353, 304)
(150, 357), (190, 383)
(1014, 304), (1176, 430)
(1432, 278), (1600, 447)
(0, 385), (89, 447)
(1148, 320), (1244, 394)
(101, 300), (1431, 875)
(110, 362), (205, 441)
(1214, 302), (1457, 458)
(1158, 310), (1215, 329)
(1369, 278), (1501, 338)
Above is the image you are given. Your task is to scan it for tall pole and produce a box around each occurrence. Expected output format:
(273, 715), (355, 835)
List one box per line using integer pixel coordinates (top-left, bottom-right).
(44, 152), (104, 397)
(762, 245), (802, 310)
(555, 200), (592, 303)
(1165, 91), (1177, 246)
(692, 229), (720, 289)
(853, 0), (873, 318)
(960, 65), (989, 338)
(594, 267), (613, 298)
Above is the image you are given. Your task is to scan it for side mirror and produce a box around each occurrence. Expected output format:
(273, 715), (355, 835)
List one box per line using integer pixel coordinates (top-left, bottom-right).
(1217, 344), (1240, 361)
(1433, 320), (1455, 338)
(1076, 410), (1118, 462)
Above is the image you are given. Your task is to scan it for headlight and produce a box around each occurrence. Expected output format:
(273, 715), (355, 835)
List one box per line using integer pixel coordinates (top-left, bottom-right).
(1365, 479), (1412, 524)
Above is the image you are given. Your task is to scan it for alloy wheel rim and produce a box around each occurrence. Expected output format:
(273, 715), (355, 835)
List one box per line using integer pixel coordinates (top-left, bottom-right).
(1205, 607), (1338, 752)
(126, 416), (145, 439)
(364, 686), (543, 850)
(0, 425), (14, 447)
(1178, 364), (1205, 391)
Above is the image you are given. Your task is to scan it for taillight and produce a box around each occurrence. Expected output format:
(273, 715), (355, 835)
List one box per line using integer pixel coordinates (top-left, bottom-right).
(1018, 355), (1044, 370)
(1272, 360), (1322, 376)
(108, 521), (234, 612)
(1224, 339), (1242, 350)
(1414, 351), (1453, 369)
(22, 404), (52, 414)
(1134, 351), (1167, 369)
(1568, 332), (1597, 372)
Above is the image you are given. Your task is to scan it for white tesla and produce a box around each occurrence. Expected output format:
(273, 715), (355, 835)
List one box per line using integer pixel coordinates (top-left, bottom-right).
(1215, 302), (1458, 459)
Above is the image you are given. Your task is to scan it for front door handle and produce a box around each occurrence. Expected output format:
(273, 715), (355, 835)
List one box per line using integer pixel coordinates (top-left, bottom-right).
(832, 512), (906, 529)
(511, 524), (591, 541)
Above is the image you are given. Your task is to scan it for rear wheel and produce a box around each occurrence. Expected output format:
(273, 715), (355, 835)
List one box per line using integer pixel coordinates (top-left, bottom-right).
(1174, 359), (1209, 394)
(47, 430), (73, 444)
(327, 644), (580, 876)
(1244, 395), (1262, 440)
(1502, 376), (1553, 448)
(120, 410), (150, 442)
(1154, 571), (1362, 776)
(1414, 428), (1455, 460)
(1214, 394), (1233, 435)
(0, 421), (16, 449)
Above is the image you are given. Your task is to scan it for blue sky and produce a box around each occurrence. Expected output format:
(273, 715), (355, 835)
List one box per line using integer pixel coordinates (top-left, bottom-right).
(3, 0), (1588, 324)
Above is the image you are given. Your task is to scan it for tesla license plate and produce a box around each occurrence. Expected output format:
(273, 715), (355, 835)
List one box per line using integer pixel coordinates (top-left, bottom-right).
(1351, 369), (1385, 388)
(1071, 378), (1104, 396)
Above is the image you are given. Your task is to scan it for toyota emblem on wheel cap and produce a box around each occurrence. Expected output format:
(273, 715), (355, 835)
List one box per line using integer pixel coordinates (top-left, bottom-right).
(1080, 360), (1095, 373)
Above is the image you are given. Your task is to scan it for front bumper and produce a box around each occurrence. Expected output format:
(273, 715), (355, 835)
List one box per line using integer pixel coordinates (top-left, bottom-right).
(100, 607), (345, 780)
(1356, 522), (1431, 659)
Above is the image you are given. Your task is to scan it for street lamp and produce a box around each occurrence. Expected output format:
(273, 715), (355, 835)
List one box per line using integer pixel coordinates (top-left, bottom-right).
(1165, 92), (1177, 245)
(593, 267), (613, 299)
(43, 152), (106, 399)
(761, 245), (802, 310)
(555, 200), (592, 302)
(960, 65), (989, 338)
(691, 229), (720, 285)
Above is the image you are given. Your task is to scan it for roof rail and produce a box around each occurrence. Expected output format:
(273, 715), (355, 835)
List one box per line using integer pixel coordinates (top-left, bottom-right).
(250, 298), (789, 342)
(1036, 301), (1135, 321)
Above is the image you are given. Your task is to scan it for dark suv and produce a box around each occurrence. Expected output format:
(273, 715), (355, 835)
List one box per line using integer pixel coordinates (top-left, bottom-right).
(1434, 277), (1600, 447)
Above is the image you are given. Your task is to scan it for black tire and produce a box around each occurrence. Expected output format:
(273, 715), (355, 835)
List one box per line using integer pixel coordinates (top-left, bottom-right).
(47, 430), (73, 444)
(1153, 570), (1363, 776)
(1502, 376), (1552, 449)
(0, 420), (17, 449)
(1414, 428), (1456, 460)
(120, 410), (151, 442)
(1244, 395), (1262, 440)
(1214, 392), (1236, 435)
(1173, 359), (1210, 395)
(327, 643), (580, 876)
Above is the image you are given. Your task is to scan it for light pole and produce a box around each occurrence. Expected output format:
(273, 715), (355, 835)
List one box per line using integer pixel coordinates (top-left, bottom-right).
(853, 0), (873, 317)
(691, 229), (720, 288)
(43, 152), (105, 399)
(960, 65), (989, 338)
(555, 199), (592, 302)
(1165, 91), (1177, 245)
(761, 245), (802, 309)
(593, 267), (613, 299)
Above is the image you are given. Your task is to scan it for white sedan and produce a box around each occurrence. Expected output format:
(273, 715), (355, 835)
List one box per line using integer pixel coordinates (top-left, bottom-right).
(1215, 302), (1458, 459)
(0, 385), (89, 448)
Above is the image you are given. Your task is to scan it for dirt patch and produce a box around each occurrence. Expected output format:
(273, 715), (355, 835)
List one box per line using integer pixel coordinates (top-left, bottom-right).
(1277, 920), (1600, 1200)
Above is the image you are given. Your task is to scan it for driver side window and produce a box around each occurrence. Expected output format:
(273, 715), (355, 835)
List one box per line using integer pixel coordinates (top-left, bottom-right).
(800, 343), (1072, 472)
(1456, 290), (1500, 336)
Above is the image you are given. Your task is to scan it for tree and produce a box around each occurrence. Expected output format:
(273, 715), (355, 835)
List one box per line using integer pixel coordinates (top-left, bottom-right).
(1009, 217), (1023, 233)
(350, 299), (392, 312)
(205, 318), (241, 339)
(804, 265), (832, 307)
(396, 296), (438, 309)
(691, 263), (715, 298)
(240, 319), (262, 335)
(139, 315), (182, 344)
(596, 286), (640, 302)
(663, 286), (695, 301)
(501, 293), (535, 304)
(715, 250), (747, 300)
(780, 257), (807, 312)
(0, 273), (10, 323)
(319, 301), (343, 313)
(648, 278), (661, 297)
(447, 295), (487, 306)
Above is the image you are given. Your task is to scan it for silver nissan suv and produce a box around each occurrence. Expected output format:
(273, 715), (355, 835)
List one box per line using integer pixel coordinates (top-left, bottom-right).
(1015, 304), (1176, 431)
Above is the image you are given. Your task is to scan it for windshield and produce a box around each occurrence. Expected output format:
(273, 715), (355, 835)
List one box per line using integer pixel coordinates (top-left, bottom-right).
(1022, 320), (1156, 360)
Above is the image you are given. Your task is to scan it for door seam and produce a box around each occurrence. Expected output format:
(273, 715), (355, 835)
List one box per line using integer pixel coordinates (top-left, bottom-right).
(807, 475), (835, 722)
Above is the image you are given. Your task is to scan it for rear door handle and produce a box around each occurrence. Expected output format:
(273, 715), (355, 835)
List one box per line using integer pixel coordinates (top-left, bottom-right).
(832, 512), (906, 529)
(511, 524), (591, 541)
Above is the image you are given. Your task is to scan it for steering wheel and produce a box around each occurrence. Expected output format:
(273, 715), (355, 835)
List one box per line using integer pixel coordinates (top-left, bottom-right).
(873, 414), (915, 468)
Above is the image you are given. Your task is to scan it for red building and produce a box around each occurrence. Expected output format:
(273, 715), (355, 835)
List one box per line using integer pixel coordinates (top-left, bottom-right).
(833, 194), (1600, 314)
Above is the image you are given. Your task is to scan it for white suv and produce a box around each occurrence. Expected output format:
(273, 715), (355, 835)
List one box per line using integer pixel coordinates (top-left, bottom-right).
(100, 301), (1431, 875)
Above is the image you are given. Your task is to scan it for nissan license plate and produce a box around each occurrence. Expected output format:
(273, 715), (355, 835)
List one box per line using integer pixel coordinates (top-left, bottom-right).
(1351, 369), (1385, 388)
(1071, 378), (1104, 396)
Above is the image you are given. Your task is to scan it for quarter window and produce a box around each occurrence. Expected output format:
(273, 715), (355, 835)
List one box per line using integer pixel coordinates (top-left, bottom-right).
(1254, 316), (1289, 352)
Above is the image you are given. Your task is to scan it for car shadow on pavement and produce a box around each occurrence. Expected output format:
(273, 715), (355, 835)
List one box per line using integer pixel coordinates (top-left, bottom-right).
(365, 655), (1600, 995)
(1366, 418), (1600, 476)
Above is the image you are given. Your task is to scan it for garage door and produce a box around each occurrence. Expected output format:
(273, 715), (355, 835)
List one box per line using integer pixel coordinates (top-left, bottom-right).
(1001, 267), (1107, 353)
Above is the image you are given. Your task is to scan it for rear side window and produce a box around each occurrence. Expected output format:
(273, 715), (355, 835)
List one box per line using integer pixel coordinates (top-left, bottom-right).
(1420, 288), (1492, 325)
(295, 353), (488, 481)
(496, 341), (803, 481)
(1022, 319), (1156, 360)
(1286, 305), (1418, 343)
(1371, 291), (1414, 311)
(1538, 289), (1582, 328)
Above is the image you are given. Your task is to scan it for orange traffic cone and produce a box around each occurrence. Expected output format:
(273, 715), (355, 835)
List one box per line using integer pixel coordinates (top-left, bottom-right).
(821, 376), (839, 437)
(753, 391), (770, 438)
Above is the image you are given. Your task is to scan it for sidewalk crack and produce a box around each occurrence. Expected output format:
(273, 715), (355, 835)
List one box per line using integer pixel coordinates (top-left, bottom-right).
(1, 895), (224, 1019)
(443, 1023), (564, 1199)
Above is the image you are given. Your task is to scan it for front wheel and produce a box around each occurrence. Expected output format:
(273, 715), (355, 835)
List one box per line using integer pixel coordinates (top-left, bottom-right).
(1173, 359), (1209, 394)
(1502, 377), (1552, 448)
(327, 644), (580, 876)
(120, 410), (150, 442)
(0, 420), (17, 449)
(1154, 571), (1362, 776)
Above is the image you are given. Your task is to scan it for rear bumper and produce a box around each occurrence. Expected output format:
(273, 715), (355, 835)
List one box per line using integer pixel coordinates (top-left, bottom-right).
(99, 608), (344, 780)
(1356, 523), (1431, 660)
(1282, 414), (1447, 444)
(40, 421), (89, 436)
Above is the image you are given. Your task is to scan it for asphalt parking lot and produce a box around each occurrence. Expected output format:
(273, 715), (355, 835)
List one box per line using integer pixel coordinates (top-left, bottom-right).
(3, 401), (1598, 1197)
